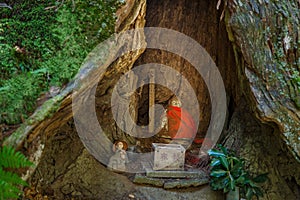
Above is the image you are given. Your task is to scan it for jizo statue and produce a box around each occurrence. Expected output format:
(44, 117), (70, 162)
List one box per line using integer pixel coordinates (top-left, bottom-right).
(107, 141), (128, 171)
(161, 97), (197, 148)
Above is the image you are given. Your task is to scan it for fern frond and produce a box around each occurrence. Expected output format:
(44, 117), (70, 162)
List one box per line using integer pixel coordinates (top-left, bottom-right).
(0, 169), (25, 200)
(0, 180), (21, 200)
(0, 146), (33, 168)
(0, 168), (28, 187)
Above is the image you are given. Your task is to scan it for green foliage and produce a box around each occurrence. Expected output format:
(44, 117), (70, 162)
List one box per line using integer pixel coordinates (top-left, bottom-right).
(208, 145), (268, 200)
(0, 1), (58, 79)
(0, 0), (122, 124)
(0, 145), (33, 200)
(0, 71), (45, 124)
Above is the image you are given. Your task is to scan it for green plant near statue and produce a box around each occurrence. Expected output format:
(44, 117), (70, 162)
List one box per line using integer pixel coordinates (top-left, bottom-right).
(0, 146), (33, 200)
(208, 145), (268, 200)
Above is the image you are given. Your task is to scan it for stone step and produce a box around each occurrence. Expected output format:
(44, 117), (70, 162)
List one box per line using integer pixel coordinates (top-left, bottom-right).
(146, 168), (208, 178)
(163, 178), (209, 189)
(142, 161), (208, 179)
(133, 173), (209, 189)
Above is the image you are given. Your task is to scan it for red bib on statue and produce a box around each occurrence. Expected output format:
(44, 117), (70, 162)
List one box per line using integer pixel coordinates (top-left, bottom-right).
(167, 106), (197, 139)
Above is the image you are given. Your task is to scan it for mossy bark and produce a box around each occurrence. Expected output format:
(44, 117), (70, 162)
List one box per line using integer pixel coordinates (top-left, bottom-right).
(225, 0), (300, 161)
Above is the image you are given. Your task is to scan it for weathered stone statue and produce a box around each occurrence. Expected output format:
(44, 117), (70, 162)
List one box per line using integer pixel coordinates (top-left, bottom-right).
(107, 141), (128, 171)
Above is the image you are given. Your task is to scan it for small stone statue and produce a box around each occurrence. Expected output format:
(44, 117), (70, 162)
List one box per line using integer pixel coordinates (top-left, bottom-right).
(160, 97), (197, 148)
(107, 141), (128, 171)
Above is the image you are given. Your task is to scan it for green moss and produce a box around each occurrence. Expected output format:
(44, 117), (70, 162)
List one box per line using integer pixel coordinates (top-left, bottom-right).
(0, 0), (122, 124)
(2, 123), (27, 148)
(27, 96), (62, 125)
(225, 9), (235, 43)
(294, 97), (300, 109)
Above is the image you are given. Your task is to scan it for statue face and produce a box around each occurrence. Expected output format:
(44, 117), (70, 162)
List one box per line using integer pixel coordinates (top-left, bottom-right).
(171, 99), (181, 107)
(117, 142), (124, 150)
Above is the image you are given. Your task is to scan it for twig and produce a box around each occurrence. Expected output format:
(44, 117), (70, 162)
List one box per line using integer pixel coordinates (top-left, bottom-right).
(44, 6), (57, 10)
(54, 0), (76, 12)
(0, 3), (12, 9)
(71, 0), (75, 12)
(55, 0), (65, 12)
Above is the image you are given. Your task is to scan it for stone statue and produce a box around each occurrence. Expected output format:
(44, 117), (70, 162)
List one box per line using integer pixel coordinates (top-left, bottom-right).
(160, 97), (197, 148)
(107, 141), (128, 171)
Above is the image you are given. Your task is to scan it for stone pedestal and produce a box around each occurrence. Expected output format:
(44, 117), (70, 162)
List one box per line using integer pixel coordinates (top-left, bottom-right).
(152, 143), (185, 170)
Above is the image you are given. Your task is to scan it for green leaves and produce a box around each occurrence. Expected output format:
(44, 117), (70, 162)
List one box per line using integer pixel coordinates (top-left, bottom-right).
(0, 73), (43, 124)
(208, 149), (225, 157)
(210, 158), (221, 167)
(0, 0), (121, 124)
(244, 185), (264, 200)
(210, 170), (227, 178)
(208, 146), (241, 193)
(253, 173), (269, 183)
(210, 176), (230, 191)
(219, 156), (229, 170)
(0, 146), (33, 200)
(0, 146), (33, 168)
(208, 145), (268, 200)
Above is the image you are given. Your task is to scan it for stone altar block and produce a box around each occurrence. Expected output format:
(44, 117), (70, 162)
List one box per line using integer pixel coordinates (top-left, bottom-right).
(152, 143), (185, 171)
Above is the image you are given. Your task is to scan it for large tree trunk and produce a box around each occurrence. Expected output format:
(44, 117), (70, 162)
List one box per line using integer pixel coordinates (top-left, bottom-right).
(3, 0), (300, 199)
(225, 0), (300, 160)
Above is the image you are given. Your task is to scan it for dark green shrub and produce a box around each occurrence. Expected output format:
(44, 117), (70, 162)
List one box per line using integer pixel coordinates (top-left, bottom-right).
(208, 145), (268, 200)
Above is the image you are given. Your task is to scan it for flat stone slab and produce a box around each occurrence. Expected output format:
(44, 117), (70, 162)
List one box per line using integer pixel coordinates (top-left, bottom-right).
(134, 185), (224, 200)
(163, 177), (209, 189)
(146, 168), (208, 179)
(133, 174), (165, 187)
(142, 161), (208, 179)
(133, 173), (209, 189)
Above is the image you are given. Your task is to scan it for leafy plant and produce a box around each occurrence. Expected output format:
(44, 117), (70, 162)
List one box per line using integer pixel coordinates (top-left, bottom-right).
(208, 145), (268, 200)
(0, 0), (122, 124)
(0, 145), (33, 200)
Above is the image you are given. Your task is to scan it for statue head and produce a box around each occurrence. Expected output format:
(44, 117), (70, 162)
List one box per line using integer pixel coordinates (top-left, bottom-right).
(116, 142), (123, 150)
(113, 140), (128, 151)
(170, 96), (182, 107)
